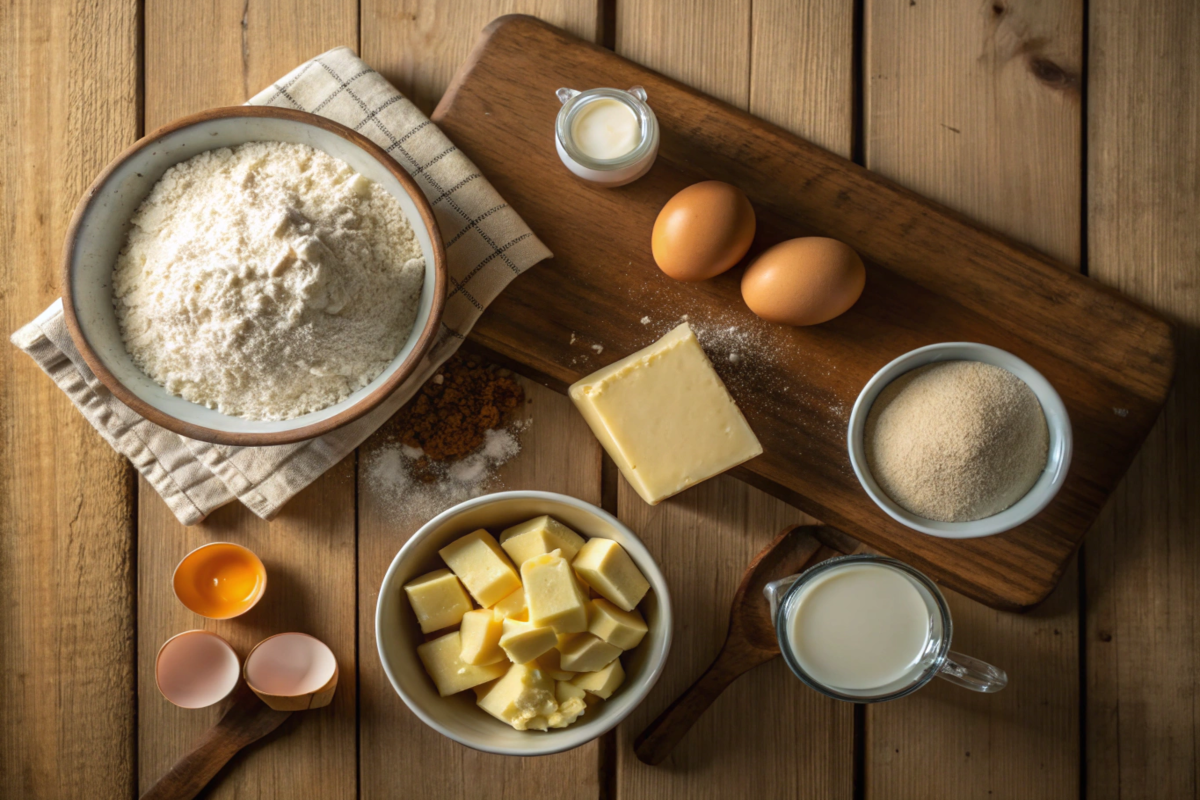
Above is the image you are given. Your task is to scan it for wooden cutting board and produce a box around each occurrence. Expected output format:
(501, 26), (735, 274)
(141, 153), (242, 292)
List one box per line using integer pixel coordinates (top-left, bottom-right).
(432, 15), (1174, 610)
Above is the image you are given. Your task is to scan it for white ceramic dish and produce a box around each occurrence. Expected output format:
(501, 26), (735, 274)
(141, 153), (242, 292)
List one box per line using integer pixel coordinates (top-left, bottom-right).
(847, 342), (1073, 539)
(61, 106), (446, 446)
(376, 491), (673, 756)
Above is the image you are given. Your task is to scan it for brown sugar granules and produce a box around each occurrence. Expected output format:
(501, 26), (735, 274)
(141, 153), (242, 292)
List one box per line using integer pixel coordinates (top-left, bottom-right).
(393, 353), (524, 461)
(864, 361), (1048, 523)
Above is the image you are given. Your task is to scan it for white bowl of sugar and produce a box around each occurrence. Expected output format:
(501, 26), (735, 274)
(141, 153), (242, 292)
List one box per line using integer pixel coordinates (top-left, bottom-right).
(61, 106), (446, 446)
(847, 342), (1073, 539)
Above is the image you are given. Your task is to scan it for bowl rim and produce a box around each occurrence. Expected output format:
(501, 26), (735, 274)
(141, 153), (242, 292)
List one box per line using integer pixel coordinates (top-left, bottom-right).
(374, 490), (674, 757)
(846, 342), (1074, 539)
(60, 105), (448, 446)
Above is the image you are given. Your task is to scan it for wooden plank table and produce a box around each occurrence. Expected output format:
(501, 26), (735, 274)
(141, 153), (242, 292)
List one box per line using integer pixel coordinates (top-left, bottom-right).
(1, 1), (1195, 798)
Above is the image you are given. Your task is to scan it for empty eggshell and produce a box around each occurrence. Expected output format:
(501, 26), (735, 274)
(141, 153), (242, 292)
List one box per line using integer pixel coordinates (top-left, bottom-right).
(651, 181), (756, 281)
(741, 237), (865, 326)
(155, 630), (241, 709)
(243, 632), (339, 711)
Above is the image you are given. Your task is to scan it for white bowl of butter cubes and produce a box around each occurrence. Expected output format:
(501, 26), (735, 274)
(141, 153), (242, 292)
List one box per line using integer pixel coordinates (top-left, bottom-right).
(376, 491), (672, 756)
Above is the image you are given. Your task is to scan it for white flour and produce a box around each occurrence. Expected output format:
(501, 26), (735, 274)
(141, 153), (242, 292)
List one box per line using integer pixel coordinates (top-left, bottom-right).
(113, 141), (425, 421)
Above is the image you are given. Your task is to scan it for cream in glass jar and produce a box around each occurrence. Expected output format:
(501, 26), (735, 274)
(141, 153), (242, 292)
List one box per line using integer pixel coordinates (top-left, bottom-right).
(555, 86), (659, 187)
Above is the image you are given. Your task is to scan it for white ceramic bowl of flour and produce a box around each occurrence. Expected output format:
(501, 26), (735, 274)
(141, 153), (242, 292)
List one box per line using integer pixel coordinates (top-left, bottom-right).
(376, 491), (673, 756)
(62, 106), (446, 446)
(847, 342), (1073, 539)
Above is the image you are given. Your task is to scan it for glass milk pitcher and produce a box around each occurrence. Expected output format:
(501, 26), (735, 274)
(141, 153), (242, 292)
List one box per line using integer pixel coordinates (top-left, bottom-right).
(764, 554), (1008, 703)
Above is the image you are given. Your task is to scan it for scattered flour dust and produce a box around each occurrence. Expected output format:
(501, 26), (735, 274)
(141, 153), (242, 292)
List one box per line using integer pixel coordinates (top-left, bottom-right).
(366, 423), (528, 524)
(113, 141), (425, 421)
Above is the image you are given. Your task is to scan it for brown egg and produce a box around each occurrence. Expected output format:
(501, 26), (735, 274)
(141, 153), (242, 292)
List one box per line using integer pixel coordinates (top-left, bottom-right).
(651, 181), (756, 281)
(741, 237), (865, 326)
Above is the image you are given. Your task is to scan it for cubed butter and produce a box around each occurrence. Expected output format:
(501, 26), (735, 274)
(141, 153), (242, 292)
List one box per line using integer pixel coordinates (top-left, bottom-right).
(558, 633), (622, 673)
(416, 631), (508, 697)
(476, 663), (559, 731)
(492, 586), (529, 621)
(572, 538), (650, 612)
(549, 681), (587, 728)
(403, 569), (473, 634)
(500, 516), (587, 566)
(498, 618), (557, 664)
(587, 598), (649, 650)
(568, 322), (763, 505)
(460, 609), (506, 666)
(556, 680), (587, 703)
(439, 529), (521, 607)
(532, 647), (576, 681)
(522, 551), (589, 634)
(571, 658), (625, 699)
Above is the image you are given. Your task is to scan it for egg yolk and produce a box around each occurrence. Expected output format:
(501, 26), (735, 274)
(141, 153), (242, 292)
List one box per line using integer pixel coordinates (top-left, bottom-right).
(175, 544), (265, 618)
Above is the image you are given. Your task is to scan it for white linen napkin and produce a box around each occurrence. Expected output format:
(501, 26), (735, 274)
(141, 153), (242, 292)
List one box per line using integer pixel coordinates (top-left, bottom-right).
(10, 46), (551, 526)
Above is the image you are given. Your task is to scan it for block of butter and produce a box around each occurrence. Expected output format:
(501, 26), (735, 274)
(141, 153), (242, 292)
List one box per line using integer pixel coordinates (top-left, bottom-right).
(568, 323), (763, 505)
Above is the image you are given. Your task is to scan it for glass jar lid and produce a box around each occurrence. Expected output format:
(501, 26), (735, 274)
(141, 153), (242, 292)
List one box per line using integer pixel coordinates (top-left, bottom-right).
(555, 86), (659, 171)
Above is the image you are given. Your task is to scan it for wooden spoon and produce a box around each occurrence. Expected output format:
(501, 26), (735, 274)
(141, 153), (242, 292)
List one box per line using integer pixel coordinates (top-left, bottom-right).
(633, 524), (857, 766)
(140, 682), (292, 800)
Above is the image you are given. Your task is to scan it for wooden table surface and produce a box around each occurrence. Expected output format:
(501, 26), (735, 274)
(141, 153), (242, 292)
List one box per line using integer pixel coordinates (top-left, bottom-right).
(1, 1), (1195, 798)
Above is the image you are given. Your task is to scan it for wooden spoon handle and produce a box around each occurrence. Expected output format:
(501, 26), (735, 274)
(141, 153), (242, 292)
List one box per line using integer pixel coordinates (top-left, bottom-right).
(141, 686), (292, 800)
(634, 644), (775, 766)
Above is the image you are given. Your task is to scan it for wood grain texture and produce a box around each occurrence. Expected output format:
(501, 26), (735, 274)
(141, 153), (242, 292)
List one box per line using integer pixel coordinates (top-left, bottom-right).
(362, 0), (601, 115)
(864, 0), (1083, 265)
(634, 529), (841, 766)
(137, 466), (359, 799)
(615, 0), (750, 107)
(431, 15), (1173, 609)
(357, 379), (604, 800)
(863, 1), (1083, 796)
(1085, 0), (1200, 796)
(0, 0), (139, 797)
(615, 479), (854, 797)
(750, 0), (855, 157)
(138, 2), (359, 797)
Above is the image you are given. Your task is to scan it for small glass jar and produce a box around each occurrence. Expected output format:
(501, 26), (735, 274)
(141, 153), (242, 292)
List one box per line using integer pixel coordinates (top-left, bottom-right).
(555, 86), (659, 187)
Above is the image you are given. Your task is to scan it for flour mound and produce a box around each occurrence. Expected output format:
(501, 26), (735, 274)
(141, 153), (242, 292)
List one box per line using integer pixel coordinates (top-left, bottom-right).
(113, 141), (425, 421)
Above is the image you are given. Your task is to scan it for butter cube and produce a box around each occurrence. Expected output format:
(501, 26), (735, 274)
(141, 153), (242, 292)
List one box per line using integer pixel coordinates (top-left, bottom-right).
(569, 323), (763, 505)
(416, 631), (508, 697)
(571, 658), (625, 699)
(549, 681), (587, 728)
(439, 529), (521, 608)
(532, 648), (576, 681)
(403, 569), (473, 634)
(572, 539), (649, 612)
(522, 551), (589, 634)
(476, 663), (559, 731)
(492, 586), (529, 621)
(498, 618), (557, 664)
(587, 598), (648, 650)
(557, 680), (587, 703)
(500, 516), (587, 566)
(460, 609), (506, 666)
(558, 633), (622, 673)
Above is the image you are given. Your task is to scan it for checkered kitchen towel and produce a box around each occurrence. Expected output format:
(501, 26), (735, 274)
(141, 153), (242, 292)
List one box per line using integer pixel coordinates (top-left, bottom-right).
(10, 47), (551, 526)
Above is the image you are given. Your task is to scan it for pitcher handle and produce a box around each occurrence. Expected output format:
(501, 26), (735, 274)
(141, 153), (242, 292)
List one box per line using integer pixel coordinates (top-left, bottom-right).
(936, 650), (1008, 693)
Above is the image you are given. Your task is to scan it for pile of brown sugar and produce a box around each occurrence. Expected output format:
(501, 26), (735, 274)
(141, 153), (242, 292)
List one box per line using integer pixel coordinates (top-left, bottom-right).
(393, 352), (524, 461)
(864, 360), (1048, 523)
